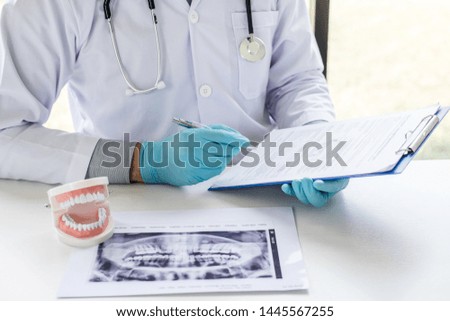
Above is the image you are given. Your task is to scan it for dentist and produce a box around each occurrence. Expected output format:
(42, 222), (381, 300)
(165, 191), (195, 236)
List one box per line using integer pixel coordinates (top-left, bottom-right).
(0, 0), (348, 207)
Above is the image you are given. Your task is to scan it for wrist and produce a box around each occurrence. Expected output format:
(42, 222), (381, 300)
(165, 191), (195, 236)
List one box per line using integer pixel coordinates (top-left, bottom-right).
(138, 142), (162, 184)
(130, 143), (143, 183)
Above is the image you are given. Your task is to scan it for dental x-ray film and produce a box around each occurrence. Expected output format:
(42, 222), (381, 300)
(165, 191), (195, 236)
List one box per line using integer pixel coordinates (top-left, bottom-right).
(58, 207), (307, 297)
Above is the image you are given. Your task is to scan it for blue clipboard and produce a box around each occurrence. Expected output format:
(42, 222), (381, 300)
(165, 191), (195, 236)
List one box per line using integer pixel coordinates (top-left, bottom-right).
(209, 106), (449, 191)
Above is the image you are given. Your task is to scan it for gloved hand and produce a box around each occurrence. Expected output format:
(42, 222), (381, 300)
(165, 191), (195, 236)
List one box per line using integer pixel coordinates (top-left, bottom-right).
(140, 124), (249, 186)
(281, 178), (349, 208)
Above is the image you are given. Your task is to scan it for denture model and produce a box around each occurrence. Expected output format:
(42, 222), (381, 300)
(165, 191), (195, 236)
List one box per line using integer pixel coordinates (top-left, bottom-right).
(47, 177), (114, 247)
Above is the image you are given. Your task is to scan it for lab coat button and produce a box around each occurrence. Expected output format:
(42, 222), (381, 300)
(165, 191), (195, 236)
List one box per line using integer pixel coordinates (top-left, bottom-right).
(189, 11), (199, 24)
(199, 85), (212, 97)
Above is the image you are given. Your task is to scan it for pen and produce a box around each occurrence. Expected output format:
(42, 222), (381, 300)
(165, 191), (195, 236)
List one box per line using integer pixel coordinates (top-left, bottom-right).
(172, 117), (210, 129)
(172, 117), (255, 165)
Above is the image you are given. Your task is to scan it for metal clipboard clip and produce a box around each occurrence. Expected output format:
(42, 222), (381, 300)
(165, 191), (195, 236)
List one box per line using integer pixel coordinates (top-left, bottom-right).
(396, 113), (440, 156)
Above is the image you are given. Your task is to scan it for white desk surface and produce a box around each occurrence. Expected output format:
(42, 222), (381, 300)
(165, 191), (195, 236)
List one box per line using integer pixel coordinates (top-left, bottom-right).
(0, 160), (449, 301)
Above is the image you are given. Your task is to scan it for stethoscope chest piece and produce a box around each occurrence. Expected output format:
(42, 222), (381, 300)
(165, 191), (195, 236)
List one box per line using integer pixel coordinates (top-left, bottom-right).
(240, 35), (266, 62)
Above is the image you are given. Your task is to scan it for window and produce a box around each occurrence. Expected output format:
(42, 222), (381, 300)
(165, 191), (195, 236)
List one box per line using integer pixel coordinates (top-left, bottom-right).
(327, 0), (450, 159)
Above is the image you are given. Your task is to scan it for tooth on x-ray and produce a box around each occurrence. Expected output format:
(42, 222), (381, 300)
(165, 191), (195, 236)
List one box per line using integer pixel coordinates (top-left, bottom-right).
(90, 231), (272, 282)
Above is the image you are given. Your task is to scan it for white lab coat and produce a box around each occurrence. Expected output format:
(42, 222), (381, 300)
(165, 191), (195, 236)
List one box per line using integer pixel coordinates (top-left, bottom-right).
(0, 0), (334, 184)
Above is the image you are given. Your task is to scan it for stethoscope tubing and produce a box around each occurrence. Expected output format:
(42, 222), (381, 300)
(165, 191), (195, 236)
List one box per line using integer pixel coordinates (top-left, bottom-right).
(245, 0), (254, 36)
(104, 0), (261, 96)
(107, 10), (164, 95)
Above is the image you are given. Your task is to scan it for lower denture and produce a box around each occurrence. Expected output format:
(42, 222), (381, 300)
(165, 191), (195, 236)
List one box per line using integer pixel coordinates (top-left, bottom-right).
(58, 207), (109, 239)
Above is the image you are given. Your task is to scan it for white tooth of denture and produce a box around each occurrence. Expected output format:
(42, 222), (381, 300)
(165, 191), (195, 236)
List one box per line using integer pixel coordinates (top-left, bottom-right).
(74, 195), (80, 204)
(82, 224), (87, 231)
(97, 193), (105, 201)
(63, 214), (74, 224)
(100, 208), (106, 221)
(99, 208), (107, 220)
(70, 198), (75, 206)
(86, 193), (93, 203)
(80, 194), (87, 204)
(92, 193), (98, 201)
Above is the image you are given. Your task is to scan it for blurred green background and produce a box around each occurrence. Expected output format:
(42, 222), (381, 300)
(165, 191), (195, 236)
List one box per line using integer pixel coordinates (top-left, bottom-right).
(327, 0), (449, 159)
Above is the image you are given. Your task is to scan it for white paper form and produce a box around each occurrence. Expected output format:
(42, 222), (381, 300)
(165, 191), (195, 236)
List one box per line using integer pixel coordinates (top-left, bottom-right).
(211, 106), (440, 189)
(58, 207), (307, 298)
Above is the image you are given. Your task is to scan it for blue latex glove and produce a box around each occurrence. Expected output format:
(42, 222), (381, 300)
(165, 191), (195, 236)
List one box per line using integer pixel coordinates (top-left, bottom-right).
(140, 124), (249, 186)
(281, 178), (349, 208)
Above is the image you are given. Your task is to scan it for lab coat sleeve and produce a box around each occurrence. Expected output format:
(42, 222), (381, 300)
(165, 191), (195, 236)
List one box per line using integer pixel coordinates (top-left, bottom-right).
(266, 0), (336, 128)
(0, 0), (99, 184)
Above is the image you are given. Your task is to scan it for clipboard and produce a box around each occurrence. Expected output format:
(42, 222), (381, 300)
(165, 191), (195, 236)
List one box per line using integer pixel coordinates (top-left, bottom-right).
(209, 105), (449, 191)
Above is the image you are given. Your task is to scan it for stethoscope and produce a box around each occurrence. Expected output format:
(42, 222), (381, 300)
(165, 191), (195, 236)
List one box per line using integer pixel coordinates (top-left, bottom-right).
(103, 0), (266, 96)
